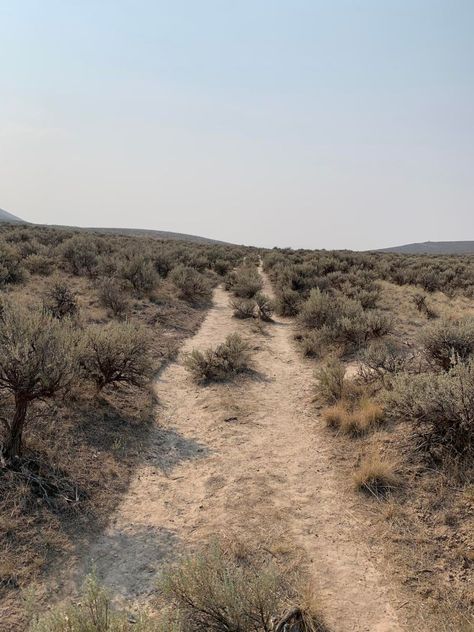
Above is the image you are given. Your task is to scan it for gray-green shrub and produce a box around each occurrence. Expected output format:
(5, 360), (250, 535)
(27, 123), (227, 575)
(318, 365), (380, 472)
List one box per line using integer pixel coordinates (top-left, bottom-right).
(185, 333), (251, 383)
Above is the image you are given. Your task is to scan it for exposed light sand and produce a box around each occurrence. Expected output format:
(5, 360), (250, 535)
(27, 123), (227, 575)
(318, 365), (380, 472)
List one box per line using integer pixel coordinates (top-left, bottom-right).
(65, 272), (412, 632)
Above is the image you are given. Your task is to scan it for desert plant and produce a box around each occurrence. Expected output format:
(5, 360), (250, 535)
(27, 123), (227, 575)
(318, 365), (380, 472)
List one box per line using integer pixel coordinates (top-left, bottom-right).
(315, 357), (345, 404)
(385, 361), (474, 462)
(0, 241), (28, 285)
(353, 453), (400, 497)
(229, 265), (263, 299)
(0, 305), (78, 460)
(43, 279), (78, 320)
(359, 339), (414, 384)
(61, 234), (99, 276)
(98, 278), (130, 318)
(412, 293), (437, 319)
(158, 541), (327, 632)
(323, 399), (384, 437)
(81, 322), (152, 391)
(29, 574), (177, 632)
(185, 333), (251, 383)
(274, 288), (301, 316)
(230, 297), (256, 319)
(169, 265), (212, 305)
(121, 255), (159, 295)
(254, 293), (273, 322)
(421, 318), (474, 370)
(24, 253), (54, 276)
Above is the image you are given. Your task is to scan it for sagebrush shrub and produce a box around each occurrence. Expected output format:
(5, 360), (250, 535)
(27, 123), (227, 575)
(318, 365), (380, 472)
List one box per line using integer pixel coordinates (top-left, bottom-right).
(98, 277), (129, 318)
(385, 361), (474, 462)
(185, 333), (251, 383)
(29, 574), (175, 632)
(421, 318), (474, 370)
(169, 265), (212, 305)
(0, 305), (78, 459)
(81, 322), (152, 391)
(43, 279), (78, 320)
(254, 292), (273, 321)
(158, 541), (327, 632)
(228, 265), (263, 298)
(230, 297), (256, 319)
(315, 357), (345, 404)
(121, 255), (159, 295)
(0, 241), (28, 285)
(274, 287), (300, 316)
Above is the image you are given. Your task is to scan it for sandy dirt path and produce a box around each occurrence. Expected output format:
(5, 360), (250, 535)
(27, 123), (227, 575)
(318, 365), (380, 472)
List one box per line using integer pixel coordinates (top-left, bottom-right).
(64, 272), (414, 632)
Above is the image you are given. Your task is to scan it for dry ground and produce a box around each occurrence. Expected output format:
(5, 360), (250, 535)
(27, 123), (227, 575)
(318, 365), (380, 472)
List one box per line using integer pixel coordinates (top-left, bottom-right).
(33, 271), (458, 632)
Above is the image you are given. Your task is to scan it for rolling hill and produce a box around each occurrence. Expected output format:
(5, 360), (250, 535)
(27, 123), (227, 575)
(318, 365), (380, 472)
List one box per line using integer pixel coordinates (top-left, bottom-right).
(378, 241), (474, 255)
(0, 207), (24, 223)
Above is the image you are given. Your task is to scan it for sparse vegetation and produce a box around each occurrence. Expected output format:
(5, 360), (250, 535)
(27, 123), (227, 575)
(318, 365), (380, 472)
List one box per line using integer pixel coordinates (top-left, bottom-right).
(0, 304), (78, 460)
(353, 452), (400, 497)
(185, 333), (251, 383)
(80, 322), (152, 392)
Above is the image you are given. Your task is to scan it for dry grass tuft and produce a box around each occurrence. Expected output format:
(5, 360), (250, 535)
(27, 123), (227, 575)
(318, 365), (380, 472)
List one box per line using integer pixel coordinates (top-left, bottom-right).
(323, 398), (384, 437)
(353, 453), (401, 498)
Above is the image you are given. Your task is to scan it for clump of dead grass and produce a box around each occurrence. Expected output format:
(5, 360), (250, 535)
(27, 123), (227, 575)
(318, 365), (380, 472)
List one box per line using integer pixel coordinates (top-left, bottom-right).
(323, 399), (384, 437)
(353, 452), (401, 498)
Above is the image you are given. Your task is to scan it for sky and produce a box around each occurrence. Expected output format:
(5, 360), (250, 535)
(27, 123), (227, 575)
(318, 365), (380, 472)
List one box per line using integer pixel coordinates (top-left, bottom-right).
(0, 1), (473, 250)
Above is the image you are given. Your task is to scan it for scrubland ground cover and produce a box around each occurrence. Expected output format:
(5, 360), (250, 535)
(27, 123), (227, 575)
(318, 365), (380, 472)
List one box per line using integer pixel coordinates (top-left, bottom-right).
(2, 227), (473, 631)
(0, 224), (248, 628)
(264, 248), (474, 627)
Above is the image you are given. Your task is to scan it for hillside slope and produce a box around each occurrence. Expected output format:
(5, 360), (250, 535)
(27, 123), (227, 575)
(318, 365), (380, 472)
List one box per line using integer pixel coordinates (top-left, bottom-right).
(379, 240), (474, 255)
(0, 208), (24, 223)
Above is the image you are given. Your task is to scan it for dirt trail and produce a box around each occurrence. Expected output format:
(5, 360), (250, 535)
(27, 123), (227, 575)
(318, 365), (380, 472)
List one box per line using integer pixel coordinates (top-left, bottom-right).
(63, 271), (414, 632)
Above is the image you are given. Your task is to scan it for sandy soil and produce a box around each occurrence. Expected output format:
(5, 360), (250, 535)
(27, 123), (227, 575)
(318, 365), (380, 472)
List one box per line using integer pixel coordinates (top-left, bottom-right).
(44, 272), (425, 632)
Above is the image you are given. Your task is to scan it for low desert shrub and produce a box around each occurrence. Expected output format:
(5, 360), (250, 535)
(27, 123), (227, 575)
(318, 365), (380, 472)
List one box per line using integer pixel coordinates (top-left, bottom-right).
(359, 339), (414, 384)
(81, 322), (152, 391)
(185, 333), (251, 383)
(169, 265), (212, 305)
(274, 288), (301, 316)
(412, 293), (437, 319)
(61, 234), (98, 276)
(421, 318), (474, 370)
(0, 304), (78, 459)
(315, 357), (345, 404)
(228, 265), (263, 298)
(254, 292), (273, 321)
(29, 574), (176, 632)
(43, 279), (78, 320)
(353, 453), (400, 497)
(98, 278), (130, 318)
(121, 255), (159, 296)
(0, 241), (28, 285)
(25, 253), (54, 276)
(158, 541), (327, 632)
(230, 297), (256, 319)
(385, 361), (474, 462)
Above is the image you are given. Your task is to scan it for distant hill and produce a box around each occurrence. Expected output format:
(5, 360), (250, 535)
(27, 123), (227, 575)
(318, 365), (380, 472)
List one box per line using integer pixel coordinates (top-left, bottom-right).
(0, 207), (24, 223)
(378, 241), (474, 255)
(57, 225), (232, 246)
(0, 206), (231, 245)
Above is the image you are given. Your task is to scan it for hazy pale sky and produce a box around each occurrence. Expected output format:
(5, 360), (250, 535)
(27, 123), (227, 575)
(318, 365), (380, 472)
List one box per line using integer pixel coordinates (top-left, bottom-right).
(0, 1), (473, 249)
